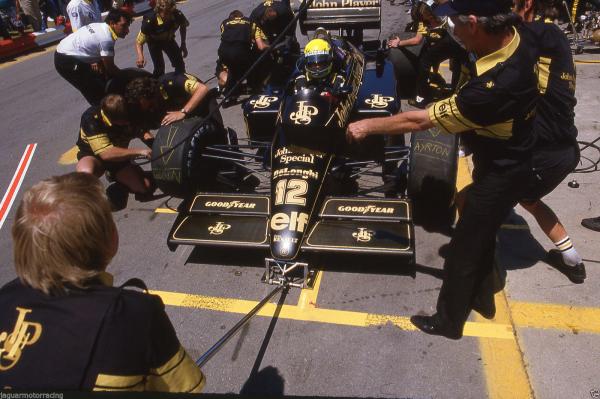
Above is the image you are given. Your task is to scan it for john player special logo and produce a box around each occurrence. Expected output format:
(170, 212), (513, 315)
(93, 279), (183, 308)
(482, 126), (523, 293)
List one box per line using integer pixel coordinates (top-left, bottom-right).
(250, 95), (278, 109)
(290, 101), (318, 125)
(0, 307), (42, 370)
(208, 222), (231, 235)
(365, 94), (394, 109)
(352, 227), (375, 243)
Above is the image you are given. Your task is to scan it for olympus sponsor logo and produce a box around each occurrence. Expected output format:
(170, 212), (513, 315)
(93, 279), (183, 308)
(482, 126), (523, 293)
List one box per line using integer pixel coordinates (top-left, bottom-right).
(204, 200), (257, 209)
(337, 205), (394, 214)
(273, 168), (319, 180)
(280, 154), (315, 165)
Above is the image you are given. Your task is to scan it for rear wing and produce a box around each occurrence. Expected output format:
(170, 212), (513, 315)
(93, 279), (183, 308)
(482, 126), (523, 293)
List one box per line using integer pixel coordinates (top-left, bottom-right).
(298, 0), (381, 35)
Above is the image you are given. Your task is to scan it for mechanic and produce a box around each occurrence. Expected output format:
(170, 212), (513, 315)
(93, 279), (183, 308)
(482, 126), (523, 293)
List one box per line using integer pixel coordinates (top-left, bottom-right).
(135, 0), (188, 77)
(250, 0), (297, 46)
(216, 9), (268, 98)
(54, 9), (132, 105)
(0, 172), (205, 392)
(75, 94), (154, 196)
(66, 0), (101, 32)
(347, 0), (539, 339)
(513, 0), (585, 282)
(293, 38), (347, 97)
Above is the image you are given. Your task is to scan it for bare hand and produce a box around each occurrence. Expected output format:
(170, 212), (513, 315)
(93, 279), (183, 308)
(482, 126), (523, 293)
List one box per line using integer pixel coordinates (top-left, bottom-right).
(142, 131), (154, 141)
(346, 120), (371, 144)
(181, 45), (188, 58)
(388, 37), (400, 48)
(161, 111), (186, 126)
(136, 56), (145, 68)
(139, 148), (152, 159)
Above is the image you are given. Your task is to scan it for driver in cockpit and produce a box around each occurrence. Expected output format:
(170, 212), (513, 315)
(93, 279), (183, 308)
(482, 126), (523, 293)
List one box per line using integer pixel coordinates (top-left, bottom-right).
(293, 36), (347, 99)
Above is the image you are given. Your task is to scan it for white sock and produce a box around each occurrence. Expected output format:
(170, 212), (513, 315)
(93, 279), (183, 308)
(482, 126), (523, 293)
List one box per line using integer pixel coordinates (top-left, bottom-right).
(554, 236), (582, 266)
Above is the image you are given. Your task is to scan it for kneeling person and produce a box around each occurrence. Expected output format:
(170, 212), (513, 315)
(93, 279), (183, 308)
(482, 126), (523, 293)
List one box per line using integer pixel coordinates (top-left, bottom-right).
(0, 172), (205, 391)
(76, 94), (154, 195)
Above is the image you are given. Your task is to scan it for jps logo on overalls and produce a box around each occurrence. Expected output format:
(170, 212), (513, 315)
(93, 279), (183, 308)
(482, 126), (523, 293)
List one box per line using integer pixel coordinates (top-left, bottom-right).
(352, 227), (375, 243)
(208, 222), (231, 235)
(365, 94), (394, 109)
(0, 307), (43, 370)
(290, 101), (319, 125)
(250, 95), (278, 109)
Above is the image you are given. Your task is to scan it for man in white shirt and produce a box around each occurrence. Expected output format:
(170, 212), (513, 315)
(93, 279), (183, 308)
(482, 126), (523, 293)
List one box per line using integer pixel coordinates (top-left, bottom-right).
(66, 0), (101, 31)
(54, 9), (131, 105)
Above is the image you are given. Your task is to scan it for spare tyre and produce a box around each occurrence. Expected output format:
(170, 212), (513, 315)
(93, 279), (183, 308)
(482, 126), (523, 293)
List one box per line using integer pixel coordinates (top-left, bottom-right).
(151, 117), (227, 197)
(408, 127), (459, 231)
(387, 42), (422, 99)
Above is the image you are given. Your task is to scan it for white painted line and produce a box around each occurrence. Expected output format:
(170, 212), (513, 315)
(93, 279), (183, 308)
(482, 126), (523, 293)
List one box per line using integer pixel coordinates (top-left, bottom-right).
(0, 144), (37, 230)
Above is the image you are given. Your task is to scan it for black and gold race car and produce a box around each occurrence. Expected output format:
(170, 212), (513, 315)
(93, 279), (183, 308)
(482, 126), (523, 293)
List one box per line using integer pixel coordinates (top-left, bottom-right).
(150, 0), (458, 287)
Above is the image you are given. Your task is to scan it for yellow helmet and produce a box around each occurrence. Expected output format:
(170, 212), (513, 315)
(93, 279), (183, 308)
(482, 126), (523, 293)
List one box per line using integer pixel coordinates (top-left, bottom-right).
(304, 38), (333, 80)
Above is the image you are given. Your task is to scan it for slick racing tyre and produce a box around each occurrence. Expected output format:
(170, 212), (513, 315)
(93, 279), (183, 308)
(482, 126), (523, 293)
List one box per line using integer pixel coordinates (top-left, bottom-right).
(151, 117), (227, 197)
(388, 43), (422, 99)
(408, 127), (459, 231)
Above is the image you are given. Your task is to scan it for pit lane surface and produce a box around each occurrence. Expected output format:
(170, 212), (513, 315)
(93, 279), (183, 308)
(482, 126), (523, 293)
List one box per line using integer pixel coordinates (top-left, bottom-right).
(1, 1), (600, 397)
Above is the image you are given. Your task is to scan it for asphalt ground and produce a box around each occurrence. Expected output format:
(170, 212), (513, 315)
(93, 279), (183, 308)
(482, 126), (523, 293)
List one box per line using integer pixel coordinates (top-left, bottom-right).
(1, 1), (600, 398)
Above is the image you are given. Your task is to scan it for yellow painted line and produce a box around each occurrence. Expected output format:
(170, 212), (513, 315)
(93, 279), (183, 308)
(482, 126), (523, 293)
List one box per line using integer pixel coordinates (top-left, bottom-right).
(297, 270), (323, 309)
(477, 291), (534, 399)
(58, 145), (79, 165)
(511, 301), (600, 335)
(150, 289), (514, 339)
(155, 207), (178, 214)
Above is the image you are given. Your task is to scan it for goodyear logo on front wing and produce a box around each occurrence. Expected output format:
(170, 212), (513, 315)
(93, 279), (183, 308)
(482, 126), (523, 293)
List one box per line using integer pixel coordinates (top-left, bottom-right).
(0, 308), (42, 371)
(365, 94), (394, 109)
(204, 201), (257, 209)
(250, 95), (278, 109)
(290, 101), (319, 125)
(337, 205), (394, 214)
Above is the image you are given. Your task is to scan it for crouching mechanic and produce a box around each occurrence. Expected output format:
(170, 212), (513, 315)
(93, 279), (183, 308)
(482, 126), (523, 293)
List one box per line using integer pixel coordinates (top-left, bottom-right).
(75, 94), (154, 196)
(0, 172), (205, 391)
(347, 0), (539, 339)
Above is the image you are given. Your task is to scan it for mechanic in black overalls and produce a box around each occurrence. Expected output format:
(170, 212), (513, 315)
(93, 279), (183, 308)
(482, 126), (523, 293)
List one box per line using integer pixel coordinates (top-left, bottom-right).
(513, 0), (586, 282)
(0, 173), (205, 392)
(347, 0), (540, 339)
(250, 0), (297, 45)
(216, 10), (269, 97)
(135, 0), (189, 77)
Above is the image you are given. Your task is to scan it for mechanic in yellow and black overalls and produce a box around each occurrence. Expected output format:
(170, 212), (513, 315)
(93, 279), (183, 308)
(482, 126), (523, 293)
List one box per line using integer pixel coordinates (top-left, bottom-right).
(75, 93), (154, 196)
(216, 10), (269, 97)
(250, 0), (297, 46)
(347, 0), (540, 339)
(135, 0), (189, 77)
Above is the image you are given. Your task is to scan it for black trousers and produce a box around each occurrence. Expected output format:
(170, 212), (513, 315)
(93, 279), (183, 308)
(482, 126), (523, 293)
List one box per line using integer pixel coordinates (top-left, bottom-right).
(416, 35), (467, 99)
(148, 39), (185, 77)
(54, 51), (107, 106)
(217, 43), (256, 96)
(436, 159), (533, 331)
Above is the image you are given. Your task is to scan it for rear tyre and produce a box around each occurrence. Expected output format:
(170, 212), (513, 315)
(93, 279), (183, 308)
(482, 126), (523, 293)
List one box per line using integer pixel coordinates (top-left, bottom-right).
(408, 127), (459, 231)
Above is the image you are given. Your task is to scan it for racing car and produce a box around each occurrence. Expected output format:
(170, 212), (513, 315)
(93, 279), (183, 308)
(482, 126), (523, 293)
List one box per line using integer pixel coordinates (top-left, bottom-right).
(150, 0), (459, 287)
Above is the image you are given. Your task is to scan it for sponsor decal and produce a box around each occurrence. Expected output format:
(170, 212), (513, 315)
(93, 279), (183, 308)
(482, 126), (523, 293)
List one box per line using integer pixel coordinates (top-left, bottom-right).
(330, 50), (364, 127)
(250, 95), (278, 109)
(208, 222), (231, 235)
(274, 147), (290, 159)
(352, 227), (375, 243)
(204, 201), (257, 209)
(290, 101), (319, 125)
(0, 308), (42, 371)
(337, 205), (394, 214)
(365, 94), (394, 109)
(311, 0), (380, 7)
(273, 234), (299, 244)
(270, 212), (309, 233)
(280, 154), (315, 165)
(273, 168), (319, 180)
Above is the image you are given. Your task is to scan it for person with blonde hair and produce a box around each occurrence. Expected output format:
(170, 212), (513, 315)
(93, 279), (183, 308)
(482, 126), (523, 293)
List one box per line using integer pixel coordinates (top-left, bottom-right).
(135, 0), (188, 76)
(0, 172), (205, 391)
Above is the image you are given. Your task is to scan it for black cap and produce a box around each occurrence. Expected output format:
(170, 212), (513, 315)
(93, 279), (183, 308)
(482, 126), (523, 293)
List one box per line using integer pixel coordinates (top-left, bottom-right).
(434, 0), (513, 17)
